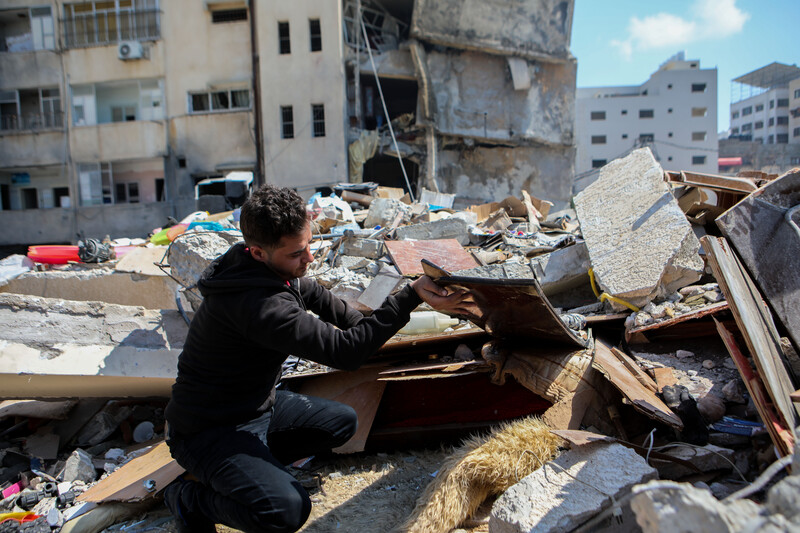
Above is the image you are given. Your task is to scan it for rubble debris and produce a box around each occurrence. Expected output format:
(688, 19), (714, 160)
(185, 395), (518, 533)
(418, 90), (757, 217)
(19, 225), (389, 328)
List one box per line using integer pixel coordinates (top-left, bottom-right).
(715, 168), (800, 355)
(384, 239), (478, 276)
(529, 240), (590, 296)
(395, 217), (470, 245)
(574, 148), (704, 310)
(490, 441), (657, 533)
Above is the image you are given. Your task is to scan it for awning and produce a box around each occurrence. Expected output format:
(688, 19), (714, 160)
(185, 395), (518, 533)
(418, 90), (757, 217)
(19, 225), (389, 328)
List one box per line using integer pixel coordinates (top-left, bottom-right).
(718, 157), (743, 167)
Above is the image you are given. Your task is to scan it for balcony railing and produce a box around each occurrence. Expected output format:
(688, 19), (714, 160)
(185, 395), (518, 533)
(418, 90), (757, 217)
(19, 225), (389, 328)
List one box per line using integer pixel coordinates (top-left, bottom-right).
(0, 112), (64, 132)
(61, 9), (160, 49)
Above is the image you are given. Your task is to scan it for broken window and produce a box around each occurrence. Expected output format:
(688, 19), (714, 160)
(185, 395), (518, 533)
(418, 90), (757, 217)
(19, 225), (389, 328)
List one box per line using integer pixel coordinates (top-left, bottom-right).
(212, 9), (247, 23)
(639, 109), (654, 119)
(590, 111), (605, 120)
(692, 131), (707, 141)
(309, 18), (321, 52)
(281, 105), (294, 139)
(312, 104), (325, 137)
(638, 133), (654, 144)
(692, 155), (706, 165)
(278, 21), (290, 54)
(0, 6), (55, 52)
(691, 83), (706, 93)
(342, 0), (408, 53)
(62, 0), (160, 48)
(189, 88), (249, 114)
(590, 135), (606, 144)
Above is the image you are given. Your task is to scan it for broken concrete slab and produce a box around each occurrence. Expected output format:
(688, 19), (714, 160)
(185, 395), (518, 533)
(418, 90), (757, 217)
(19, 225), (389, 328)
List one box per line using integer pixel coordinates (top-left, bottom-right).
(411, 0), (574, 63)
(530, 241), (590, 296)
(357, 264), (403, 311)
(655, 444), (735, 480)
(2, 268), (180, 310)
(574, 148), (703, 310)
(340, 236), (385, 259)
(490, 441), (657, 533)
(630, 480), (761, 533)
(394, 217), (470, 245)
(0, 294), (186, 398)
(426, 50), (576, 147)
(363, 198), (412, 229)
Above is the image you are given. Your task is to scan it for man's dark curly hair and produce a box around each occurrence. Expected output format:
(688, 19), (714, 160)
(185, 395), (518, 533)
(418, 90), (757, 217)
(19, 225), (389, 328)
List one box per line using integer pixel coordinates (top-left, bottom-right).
(240, 184), (308, 249)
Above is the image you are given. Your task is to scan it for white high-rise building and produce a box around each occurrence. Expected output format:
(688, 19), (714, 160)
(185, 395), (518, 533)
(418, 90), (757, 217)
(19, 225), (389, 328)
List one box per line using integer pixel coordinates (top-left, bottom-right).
(575, 53), (717, 192)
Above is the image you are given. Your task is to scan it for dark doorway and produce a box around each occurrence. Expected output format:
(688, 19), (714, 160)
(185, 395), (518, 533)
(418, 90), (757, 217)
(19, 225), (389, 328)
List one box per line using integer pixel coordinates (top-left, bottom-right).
(156, 178), (165, 202)
(360, 76), (418, 130)
(53, 187), (69, 207)
(21, 187), (38, 209)
(362, 154), (419, 198)
(0, 184), (10, 210)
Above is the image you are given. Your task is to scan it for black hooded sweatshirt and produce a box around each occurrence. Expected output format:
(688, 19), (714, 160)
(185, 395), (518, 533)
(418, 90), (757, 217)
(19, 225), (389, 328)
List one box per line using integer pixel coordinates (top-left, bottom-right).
(165, 242), (422, 435)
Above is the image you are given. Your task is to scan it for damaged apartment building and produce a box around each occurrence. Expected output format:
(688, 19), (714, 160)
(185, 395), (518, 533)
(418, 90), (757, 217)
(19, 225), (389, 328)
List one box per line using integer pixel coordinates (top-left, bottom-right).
(0, 0), (576, 246)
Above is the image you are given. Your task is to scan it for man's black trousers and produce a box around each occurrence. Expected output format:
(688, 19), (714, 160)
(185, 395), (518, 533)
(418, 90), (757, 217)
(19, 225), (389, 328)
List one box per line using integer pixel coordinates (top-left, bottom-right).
(166, 390), (358, 532)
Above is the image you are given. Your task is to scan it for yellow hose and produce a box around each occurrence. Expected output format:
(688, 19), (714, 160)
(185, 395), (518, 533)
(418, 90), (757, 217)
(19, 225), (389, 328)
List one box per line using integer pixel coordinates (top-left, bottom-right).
(588, 268), (640, 312)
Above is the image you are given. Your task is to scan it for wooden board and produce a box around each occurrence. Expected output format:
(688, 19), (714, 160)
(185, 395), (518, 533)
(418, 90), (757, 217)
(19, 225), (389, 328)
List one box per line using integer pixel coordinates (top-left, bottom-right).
(77, 441), (184, 503)
(702, 236), (799, 427)
(384, 239), (478, 276)
(592, 340), (683, 429)
(652, 367), (678, 393)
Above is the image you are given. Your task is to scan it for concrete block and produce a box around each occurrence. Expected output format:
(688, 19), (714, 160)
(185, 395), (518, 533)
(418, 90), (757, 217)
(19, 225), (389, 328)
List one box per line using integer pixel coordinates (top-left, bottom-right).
(631, 480), (761, 533)
(573, 148), (703, 310)
(340, 237), (385, 259)
(395, 217), (470, 245)
(490, 442), (657, 533)
(411, 0), (574, 62)
(334, 255), (372, 271)
(655, 444), (735, 480)
(363, 198), (411, 229)
(357, 265), (403, 311)
(63, 449), (97, 484)
(530, 241), (590, 296)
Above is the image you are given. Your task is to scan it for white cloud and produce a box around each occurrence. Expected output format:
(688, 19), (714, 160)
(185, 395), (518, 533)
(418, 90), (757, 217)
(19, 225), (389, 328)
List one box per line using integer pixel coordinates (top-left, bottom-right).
(611, 0), (750, 60)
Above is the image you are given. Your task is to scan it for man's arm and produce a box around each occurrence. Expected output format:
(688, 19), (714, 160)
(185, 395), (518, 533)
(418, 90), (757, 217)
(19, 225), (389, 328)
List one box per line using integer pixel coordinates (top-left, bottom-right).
(298, 276), (364, 329)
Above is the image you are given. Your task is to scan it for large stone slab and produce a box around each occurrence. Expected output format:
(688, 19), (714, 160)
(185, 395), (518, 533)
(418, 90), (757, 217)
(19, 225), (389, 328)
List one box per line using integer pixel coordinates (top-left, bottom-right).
(394, 217), (470, 245)
(573, 148), (703, 310)
(490, 442), (657, 532)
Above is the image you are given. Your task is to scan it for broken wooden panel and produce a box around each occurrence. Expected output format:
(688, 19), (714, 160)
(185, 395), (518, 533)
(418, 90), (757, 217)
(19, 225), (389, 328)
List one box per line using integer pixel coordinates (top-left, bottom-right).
(426, 269), (588, 346)
(592, 340), (683, 429)
(702, 236), (799, 428)
(77, 442), (184, 503)
(384, 239), (478, 276)
(715, 319), (794, 457)
(716, 169), (800, 354)
(671, 171), (758, 193)
(625, 302), (730, 344)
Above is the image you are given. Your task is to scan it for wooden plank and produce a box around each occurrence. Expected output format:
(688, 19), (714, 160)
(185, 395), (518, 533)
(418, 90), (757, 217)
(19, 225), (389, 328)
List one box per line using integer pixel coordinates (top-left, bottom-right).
(702, 236), (799, 427)
(627, 302), (729, 335)
(77, 441), (184, 503)
(715, 319), (793, 457)
(678, 171), (758, 193)
(652, 367), (678, 393)
(592, 340), (683, 429)
(384, 239), (479, 276)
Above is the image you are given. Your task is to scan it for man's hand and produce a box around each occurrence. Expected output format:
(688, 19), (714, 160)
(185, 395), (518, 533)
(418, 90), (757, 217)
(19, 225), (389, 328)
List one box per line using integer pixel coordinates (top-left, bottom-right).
(411, 276), (472, 315)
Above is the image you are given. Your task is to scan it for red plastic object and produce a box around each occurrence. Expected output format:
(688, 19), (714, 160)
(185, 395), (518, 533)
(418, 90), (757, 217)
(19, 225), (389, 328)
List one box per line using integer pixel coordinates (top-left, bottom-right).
(27, 245), (80, 264)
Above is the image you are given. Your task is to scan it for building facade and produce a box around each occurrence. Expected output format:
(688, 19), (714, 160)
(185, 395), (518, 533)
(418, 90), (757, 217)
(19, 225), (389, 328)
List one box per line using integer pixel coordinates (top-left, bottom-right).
(575, 53), (718, 192)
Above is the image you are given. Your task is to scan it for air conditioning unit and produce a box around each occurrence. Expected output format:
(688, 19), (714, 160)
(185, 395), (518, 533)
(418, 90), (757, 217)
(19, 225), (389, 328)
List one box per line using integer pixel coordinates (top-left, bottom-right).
(117, 41), (143, 60)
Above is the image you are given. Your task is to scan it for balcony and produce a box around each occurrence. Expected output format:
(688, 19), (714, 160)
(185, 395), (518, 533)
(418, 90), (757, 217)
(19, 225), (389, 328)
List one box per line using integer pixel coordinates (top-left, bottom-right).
(70, 120), (166, 161)
(0, 111), (63, 132)
(61, 8), (160, 49)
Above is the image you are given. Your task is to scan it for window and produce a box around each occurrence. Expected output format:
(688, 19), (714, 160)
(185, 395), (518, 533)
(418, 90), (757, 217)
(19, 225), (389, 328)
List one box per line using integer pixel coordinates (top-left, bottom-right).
(769, 117), (775, 126)
(730, 127), (739, 134)
(692, 131), (707, 141)
(278, 21), (290, 54)
(692, 107), (707, 117)
(668, 108), (673, 114)
(767, 135), (774, 144)
(770, 100), (775, 109)
(590, 111), (606, 120)
(622, 133), (628, 139)
(312, 104), (325, 137)
(62, 0), (160, 48)
(281, 105), (294, 139)
(794, 127), (800, 137)
(212, 9), (247, 23)
(667, 84), (673, 89)
(777, 133), (788, 143)
(691, 83), (707, 93)
(741, 123), (752, 132)
(795, 89), (800, 99)
(71, 79), (163, 126)
(309, 18), (321, 52)
(755, 104), (764, 112)
(668, 132), (673, 137)
(639, 133), (654, 143)
(114, 182), (139, 203)
(189, 89), (250, 113)
(639, 109), (654, 118)
(692, 156), (706, 165)
(754, 121), (763, 129)
(111, 105), (136, 122)
(777, 99), (789, 108)
(742, 106), (752, 116)
(777, 116), (789, 125)
(591, 135), (606, 144)
(792, 157), (800, 165)
(591, 159), (606, 168)
(621, 110), (627, 115)
(732, 111), (739, 119)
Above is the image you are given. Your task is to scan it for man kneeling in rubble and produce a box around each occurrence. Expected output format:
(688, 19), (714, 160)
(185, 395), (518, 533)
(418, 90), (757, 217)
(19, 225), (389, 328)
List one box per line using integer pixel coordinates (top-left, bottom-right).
(163, 184), (467, 532)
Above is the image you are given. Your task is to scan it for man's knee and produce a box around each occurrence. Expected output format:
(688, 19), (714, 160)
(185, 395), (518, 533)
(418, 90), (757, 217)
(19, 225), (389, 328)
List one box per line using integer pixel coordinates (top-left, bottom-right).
(251, 483), (311, 533)
(331, 403), (358, 443)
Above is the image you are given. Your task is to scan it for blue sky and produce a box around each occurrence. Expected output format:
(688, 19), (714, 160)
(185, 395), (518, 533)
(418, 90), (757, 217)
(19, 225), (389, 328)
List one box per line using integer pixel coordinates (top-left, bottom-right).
(571, 0), (800, 132)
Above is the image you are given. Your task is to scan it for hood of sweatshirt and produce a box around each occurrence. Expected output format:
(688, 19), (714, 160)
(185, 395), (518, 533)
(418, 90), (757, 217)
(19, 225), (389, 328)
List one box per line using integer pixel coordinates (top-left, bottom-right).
(197, 242), (288, 296)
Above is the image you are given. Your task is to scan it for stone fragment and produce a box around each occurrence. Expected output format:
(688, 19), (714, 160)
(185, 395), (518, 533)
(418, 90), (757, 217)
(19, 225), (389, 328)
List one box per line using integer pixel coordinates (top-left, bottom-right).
(704, 290), (724, 302)
(631, 480), (761, 533)
(395, 217), (470, 245)
(573, 148), (703, 310)
(721, 380), (744, 404)
(490, 442), (657, 533)
(363, 198), (411, 229)
(340, 237), (385, 259)
(697, 394), (726, 423)
(334, 255), (372, 271)
(676, 350), (694, 359)
(357, 265), (403, 311)
(702, 359), (715, 369)
(529, 241), (591, 296)
(655, 444), (734, 479)
(63, 449), (96, 484)
(634, 312), (653, 327)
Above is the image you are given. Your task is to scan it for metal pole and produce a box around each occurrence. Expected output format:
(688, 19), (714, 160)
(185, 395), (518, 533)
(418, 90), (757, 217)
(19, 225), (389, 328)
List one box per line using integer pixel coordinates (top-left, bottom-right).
(250, 0), (265, 186)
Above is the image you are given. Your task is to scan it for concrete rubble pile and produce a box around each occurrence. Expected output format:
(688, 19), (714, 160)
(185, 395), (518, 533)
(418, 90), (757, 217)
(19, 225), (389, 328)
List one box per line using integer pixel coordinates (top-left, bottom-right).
(1, 151), (799, 532)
